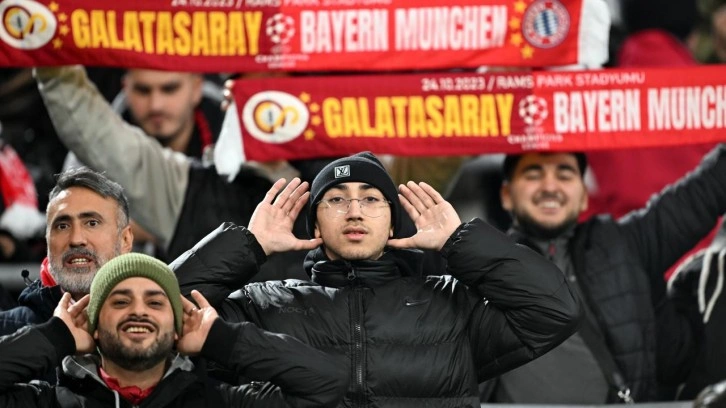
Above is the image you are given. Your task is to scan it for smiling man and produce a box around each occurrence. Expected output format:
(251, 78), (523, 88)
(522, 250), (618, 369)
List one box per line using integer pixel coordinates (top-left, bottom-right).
(0, 167), (132, 335)
(0, 252), (347, 407)
(482, 148), (726, 403)
(172, 151), (582, 407)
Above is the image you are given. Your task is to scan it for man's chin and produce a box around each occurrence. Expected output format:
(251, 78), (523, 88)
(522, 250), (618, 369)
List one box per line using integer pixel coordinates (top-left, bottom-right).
(516, 215), (577, 240)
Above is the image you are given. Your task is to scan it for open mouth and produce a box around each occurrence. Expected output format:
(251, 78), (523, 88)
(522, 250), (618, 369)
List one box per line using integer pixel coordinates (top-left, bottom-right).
(120, 322), (156, 338)
(64, 255), (95, 267)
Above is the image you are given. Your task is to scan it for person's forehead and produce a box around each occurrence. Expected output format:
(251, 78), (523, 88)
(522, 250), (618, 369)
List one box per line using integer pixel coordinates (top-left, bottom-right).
(47, 187), (118, 218)
(515, 153), (580, 170)
(126, 69), (192, 86)
(108, 277), (164, 295)
(323, 182), (383, 196)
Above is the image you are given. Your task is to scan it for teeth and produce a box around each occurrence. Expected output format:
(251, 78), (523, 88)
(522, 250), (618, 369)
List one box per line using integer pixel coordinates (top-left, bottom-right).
(70, 258), (90, 264)
(126, 327), (150, 333)
(539, 201), (560, 209)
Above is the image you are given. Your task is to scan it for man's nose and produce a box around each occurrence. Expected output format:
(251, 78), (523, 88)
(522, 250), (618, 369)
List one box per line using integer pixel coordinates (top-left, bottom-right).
(149, 91), (164, 111)
(69, 226), (87, 247)
(345, 199), (364, 218)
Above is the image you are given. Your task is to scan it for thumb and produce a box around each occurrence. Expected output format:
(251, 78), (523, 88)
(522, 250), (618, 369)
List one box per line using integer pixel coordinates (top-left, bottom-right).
(386, 237), (415, 249)
(297, 238), (323, 250)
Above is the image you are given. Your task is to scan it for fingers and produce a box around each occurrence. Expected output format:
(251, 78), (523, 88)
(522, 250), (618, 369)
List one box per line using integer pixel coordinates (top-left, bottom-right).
(401, 181), (439, 213)
(273, 178), (309, 215)
(263, 178), (288, 204)
(190, 290), (212, 309)
(289, 191), (310, 218)
(67, 295), (90, 317)
(58, 292), (72, 311)
(398, 193), (419, 220)
(181, 296), (198, 315)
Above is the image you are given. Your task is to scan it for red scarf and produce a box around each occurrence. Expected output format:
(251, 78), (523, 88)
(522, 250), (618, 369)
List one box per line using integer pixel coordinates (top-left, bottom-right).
(99, 367), (156, 405)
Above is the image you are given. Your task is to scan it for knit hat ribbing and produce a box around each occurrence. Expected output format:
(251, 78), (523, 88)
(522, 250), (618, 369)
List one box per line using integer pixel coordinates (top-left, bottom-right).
(307, 152), (401, 238)
(87, 253), (183, 335)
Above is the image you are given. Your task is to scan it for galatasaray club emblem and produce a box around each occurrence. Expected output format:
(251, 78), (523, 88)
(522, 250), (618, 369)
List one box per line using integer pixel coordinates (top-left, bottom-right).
(522, 0), (570, 49)
(242, 91), (310, 144)
(0, 0), (57, 49)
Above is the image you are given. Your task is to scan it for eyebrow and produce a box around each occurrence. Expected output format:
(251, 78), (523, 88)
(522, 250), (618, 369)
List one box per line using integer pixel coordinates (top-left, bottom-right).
(108, 288), (169, 298)
(51, 211), (105, 225)
(519, 163), (578, 174)
(328, 183), (379, 193)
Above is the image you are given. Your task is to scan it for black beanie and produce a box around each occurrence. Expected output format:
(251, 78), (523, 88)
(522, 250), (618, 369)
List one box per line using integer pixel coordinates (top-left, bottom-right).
(308, 152), (401, 238)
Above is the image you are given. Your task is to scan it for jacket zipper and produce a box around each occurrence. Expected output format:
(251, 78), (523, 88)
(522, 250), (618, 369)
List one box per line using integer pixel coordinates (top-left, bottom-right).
(348, 267), (366, 407)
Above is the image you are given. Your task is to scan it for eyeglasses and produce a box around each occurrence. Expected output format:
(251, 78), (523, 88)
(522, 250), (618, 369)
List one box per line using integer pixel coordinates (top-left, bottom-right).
(316, 196), (391, 218)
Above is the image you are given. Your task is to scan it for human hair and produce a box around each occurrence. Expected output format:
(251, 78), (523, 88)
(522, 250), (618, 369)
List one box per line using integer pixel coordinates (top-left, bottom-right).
(47, 167), (130, 230)
(502, 152), (588, 181)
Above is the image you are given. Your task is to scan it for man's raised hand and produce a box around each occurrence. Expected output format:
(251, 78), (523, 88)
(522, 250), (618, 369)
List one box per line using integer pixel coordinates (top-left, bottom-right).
(53, 293), (95, 354)
(387, 181), (461, 251)
(177, 290), (219, 355)
(248, 177), (322, 255)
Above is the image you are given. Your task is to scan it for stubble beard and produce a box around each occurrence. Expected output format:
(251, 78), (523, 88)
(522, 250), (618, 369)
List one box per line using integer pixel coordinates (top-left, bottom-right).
(97, 326), (174, 372)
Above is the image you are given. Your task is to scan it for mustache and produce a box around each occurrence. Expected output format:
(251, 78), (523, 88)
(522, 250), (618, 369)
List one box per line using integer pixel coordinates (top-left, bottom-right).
(534, 191), (564, 203)
(62, 248), (98, 264)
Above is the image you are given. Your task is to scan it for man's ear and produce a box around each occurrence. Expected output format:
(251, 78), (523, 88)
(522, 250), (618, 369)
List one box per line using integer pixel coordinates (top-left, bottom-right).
(191, 75), (203, 105)
(120, 225), (133, 254)
(500, 181), (513, 212)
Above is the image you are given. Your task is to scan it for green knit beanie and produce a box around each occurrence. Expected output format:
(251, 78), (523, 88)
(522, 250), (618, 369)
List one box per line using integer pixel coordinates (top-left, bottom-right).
(87, 253), (183, 335)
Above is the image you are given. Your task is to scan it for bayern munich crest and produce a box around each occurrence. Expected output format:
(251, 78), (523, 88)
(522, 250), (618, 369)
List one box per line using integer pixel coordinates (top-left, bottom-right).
(522, 0), (570, 49)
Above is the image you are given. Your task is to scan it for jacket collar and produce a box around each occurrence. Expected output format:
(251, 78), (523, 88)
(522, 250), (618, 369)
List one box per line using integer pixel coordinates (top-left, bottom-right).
(61, 353), (195, 385)
(17, 280), (62, 321)
(303, 247), (422, 288)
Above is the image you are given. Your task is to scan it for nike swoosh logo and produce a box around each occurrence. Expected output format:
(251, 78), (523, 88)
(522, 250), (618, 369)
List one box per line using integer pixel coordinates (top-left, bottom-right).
(404, 297), (430, 307)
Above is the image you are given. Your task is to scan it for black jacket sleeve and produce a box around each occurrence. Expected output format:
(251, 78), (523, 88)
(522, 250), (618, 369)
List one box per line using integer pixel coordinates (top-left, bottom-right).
(441, 218), (582, 381)
(620, 144), (726, 292)
(202, 319), (348, 408)
(0, 317), (76, 407)
(172, 222), (266, 309)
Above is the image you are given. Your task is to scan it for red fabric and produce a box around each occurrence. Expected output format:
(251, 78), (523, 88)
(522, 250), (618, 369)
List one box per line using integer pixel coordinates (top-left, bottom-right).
(99, 367), (156, 405)
(617, 29), (698, 67)
(0, 144), (38, 209)
(194, 108), (214, 149)
(39, 257), (56, 287)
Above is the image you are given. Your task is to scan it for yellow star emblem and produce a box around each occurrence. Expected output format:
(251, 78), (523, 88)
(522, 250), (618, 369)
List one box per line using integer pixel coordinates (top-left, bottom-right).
(510, 33), (523, 46)
(311, 116), (322, 126)
(309, 103), (320, 113)
(514, 0), (527, 13)
(58, 13), (67, 22)
(299, 92), (311, 103)
(304, 129), (315, 140)
(49, 1), (59, 12)
(509, 17), (521, 30)
(52, 38), (63, 49)
(521, 45), (534, 59)
(59, 25), (69, 36)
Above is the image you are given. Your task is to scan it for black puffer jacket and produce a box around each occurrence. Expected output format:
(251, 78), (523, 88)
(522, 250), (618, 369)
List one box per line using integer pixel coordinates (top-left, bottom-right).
(0, 316), (348, 407)
(173, 218), (582, 408)
(507, 144), (726, 401)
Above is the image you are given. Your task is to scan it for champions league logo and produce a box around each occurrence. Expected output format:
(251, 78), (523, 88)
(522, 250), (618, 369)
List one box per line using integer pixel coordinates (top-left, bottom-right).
(522, 0), (570, 49)
(0, 0), (57, 49)
(518, 95), (549, 127)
